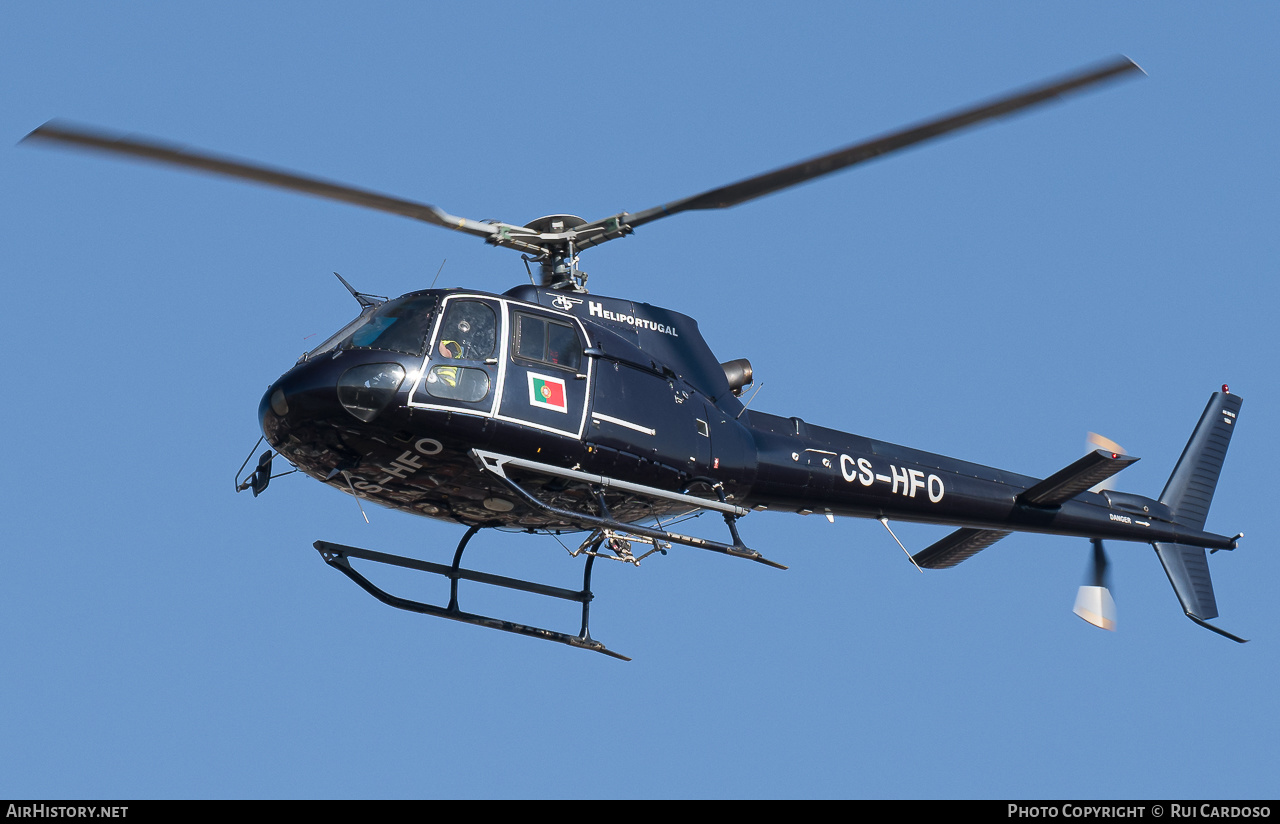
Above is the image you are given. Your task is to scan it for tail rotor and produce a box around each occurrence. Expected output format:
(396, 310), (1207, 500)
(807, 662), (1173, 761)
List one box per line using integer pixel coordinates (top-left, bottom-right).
(1074, 538), (1117, 631)
(1073, 433), (1125, 631)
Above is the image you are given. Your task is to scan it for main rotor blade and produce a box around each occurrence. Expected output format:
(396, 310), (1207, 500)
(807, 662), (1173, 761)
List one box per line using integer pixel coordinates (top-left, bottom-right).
(22, 121), (540, 251)
(617, 56), (1143, 231)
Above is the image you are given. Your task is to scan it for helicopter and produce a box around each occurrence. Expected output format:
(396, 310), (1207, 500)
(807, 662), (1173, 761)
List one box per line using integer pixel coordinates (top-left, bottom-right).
(24, 56), (1247, 660)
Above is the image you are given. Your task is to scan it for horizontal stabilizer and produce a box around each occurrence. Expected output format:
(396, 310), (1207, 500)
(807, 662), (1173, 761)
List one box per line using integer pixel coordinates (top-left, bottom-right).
(913, 528), (1012, 569)
(1018, 449), (1139, 508)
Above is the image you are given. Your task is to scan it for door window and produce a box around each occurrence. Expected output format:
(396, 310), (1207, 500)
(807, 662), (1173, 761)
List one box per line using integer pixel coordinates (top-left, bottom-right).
(513, 312), (582, 371)
(420, 298), (499, 406)
(436, 300), (497, 361)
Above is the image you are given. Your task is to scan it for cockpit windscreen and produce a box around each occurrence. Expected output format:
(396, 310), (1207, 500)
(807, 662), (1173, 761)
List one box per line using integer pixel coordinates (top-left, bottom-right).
(305, 294), (437, 359)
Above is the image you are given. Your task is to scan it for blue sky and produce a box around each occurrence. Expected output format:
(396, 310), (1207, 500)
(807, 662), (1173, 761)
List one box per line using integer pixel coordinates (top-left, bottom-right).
(2, 2), (1277, 799)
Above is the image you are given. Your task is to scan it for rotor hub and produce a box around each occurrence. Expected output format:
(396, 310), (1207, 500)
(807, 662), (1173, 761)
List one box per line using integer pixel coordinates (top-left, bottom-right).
(524, 215), (590, 291)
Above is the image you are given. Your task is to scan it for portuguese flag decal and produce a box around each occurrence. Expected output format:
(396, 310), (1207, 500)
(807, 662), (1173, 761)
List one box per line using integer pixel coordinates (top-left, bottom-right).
(528, 373), (568, 413)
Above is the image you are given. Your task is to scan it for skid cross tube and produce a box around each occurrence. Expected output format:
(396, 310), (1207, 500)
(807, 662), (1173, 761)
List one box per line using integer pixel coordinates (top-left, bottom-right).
(472, 449), (785, 569)
(472, 450), (749, 517)
(314, 536), (629, 661)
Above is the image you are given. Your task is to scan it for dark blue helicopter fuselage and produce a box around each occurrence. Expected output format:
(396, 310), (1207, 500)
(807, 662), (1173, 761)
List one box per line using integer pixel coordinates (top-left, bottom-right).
(260, 285), (1235, 552)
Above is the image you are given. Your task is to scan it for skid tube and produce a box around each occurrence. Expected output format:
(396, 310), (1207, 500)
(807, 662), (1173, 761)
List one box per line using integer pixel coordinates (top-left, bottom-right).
(314, 525), (630, 661)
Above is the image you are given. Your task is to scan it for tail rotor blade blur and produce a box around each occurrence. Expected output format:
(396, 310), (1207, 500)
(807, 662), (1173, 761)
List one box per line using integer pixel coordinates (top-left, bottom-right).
(1074, 539), (1116, 631)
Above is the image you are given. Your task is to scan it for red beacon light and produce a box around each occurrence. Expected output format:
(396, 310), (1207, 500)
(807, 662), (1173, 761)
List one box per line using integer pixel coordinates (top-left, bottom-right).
(1223, 384), (1230, 394)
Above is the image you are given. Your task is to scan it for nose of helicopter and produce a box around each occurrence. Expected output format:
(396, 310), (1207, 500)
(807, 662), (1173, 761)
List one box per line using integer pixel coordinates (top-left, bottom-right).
(258, 358), (338, 440)
(259, 352), (416, 445)
(259, 356), (380, 481)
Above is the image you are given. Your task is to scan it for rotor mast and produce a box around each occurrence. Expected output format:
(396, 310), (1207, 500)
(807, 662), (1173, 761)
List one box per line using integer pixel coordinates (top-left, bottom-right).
(520, 214), (594, 291)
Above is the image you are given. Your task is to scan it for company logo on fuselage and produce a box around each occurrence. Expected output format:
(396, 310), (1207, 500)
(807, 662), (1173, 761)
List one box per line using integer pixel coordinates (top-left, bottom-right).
(588, 301), (679, 337)
(551, 294), (583, 312)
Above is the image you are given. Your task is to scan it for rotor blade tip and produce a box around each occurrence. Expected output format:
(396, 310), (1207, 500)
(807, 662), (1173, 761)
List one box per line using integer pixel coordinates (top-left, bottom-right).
(19, 120), (57, 145)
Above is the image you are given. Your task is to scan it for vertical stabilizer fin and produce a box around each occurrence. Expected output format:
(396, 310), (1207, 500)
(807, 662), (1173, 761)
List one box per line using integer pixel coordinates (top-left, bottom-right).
(1159, 388), (1242, 531)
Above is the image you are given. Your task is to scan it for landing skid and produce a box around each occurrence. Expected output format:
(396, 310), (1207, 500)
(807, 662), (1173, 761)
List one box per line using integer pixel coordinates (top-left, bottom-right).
(315, 525), (630, 661)
(315, 452), (785, 660)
